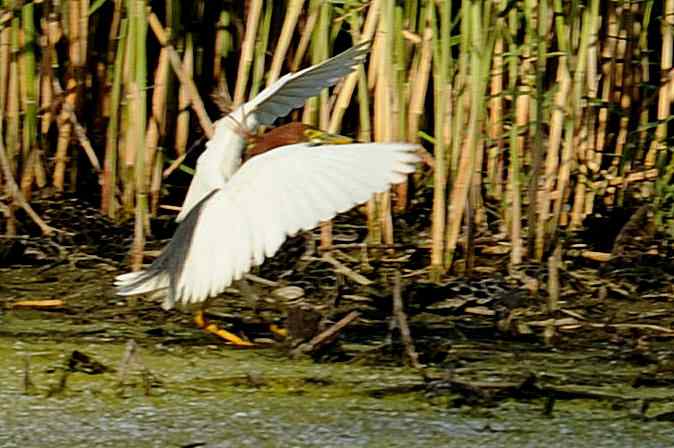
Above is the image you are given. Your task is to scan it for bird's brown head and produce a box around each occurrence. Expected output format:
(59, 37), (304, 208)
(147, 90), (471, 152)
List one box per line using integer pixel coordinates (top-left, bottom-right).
(245, 123), (353, 160)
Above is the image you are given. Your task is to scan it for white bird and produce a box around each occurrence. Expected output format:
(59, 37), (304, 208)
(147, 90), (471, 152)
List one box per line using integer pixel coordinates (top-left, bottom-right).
(115, 42), (419, 323)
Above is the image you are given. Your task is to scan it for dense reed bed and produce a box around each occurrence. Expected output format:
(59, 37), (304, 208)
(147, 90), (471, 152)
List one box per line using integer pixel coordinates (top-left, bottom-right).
(0, 0), (672, 275)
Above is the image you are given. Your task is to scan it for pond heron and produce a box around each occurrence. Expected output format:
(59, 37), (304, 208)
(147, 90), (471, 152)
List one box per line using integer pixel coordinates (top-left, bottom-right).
(115, 42), (419, 344)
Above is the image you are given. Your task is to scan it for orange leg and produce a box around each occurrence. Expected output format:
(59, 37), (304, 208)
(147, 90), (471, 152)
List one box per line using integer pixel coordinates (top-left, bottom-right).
(194, 310), (254, 346)
(269, 323), (288, 338)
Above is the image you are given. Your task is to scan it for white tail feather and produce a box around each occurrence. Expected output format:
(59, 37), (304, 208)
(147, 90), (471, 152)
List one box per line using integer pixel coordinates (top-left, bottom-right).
(115, 271), (169, 296)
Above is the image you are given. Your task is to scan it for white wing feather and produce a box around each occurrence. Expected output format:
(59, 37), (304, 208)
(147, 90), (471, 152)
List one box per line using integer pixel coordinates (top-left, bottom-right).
(176, 143), (418, 305)
(176, 42), (370, 222)
(117, 143), (418, 308)
(245, 41), (370, 127)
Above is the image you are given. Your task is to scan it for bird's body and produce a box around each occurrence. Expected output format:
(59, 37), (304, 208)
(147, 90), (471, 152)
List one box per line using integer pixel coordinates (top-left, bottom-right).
(115, 42), (419, 312)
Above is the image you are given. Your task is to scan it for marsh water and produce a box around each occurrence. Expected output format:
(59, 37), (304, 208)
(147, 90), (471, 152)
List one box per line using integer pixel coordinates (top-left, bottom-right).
(1, 265), (674, 447)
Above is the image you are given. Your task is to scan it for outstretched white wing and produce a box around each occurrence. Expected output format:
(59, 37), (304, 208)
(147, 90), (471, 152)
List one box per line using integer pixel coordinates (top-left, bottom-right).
(176, 41), (371, 222)
(245, 41), (370, 127)
(116, 143), (418, 309)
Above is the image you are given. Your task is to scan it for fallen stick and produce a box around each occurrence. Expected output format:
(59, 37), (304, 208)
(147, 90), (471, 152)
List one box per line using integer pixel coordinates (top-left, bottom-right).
(11, 299), (65, 309)
(392, 271), (422, 369)
(314, 253), (373, 286)
(290, 310), (360, 357)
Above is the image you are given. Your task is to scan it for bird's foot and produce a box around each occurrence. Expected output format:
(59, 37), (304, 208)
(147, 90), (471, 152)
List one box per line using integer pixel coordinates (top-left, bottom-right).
(194, 310), (254, 346)
(269, 323), (288, 338)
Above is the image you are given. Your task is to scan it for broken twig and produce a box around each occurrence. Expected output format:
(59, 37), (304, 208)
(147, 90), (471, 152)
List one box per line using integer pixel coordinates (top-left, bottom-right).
(291, 310), (360, 357)
(392, 271), (422, 369)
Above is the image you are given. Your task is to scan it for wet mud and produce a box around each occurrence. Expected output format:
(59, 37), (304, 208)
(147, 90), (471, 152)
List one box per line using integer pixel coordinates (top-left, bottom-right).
(2, 256), (674, 447)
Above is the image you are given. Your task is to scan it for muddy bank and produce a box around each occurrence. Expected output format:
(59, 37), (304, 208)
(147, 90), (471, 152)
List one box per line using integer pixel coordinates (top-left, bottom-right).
(2, 260), (674, 446)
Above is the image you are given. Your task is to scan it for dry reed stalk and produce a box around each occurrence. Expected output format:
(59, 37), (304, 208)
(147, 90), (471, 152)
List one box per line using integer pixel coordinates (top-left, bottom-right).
(470, 139), (485, 230)
(174, 32), (193, 156)
(267, 0), (304, 86)
(634, 3), (653, 161)
(547, 243), (560, 312)
(407, 25), (432, 143)
(507, 93), (523, 264)
(15, 5), (41, 203)
(130, 0), (148, 271)
(535, 61), (570, 260)
(354, 4), (376, 245)
(120, 17), (135, 214)
(611, 7), (632, 177)
(526, 0), (548, 259)
(291, 2), (320, 71)
(123, 4), (138, 202)
(17, 8), (31, 197)
(67, 0), (83, 72)
(213, 10), (231, 82)
(551, 119), (574, 232)
(233, 0), (263, 107)
(487, 22), (504, 200)
(450, 7), (467, 175)
(102, 0), (123, 116)
(330, 0), (379, 135)
(68, 0), (86, 190)
(101, 18), (128, 218)
(150, 151), (163, 215)
(626, 2), (644, 160)
(513, 73), (530, 174)
(594, 4), (618, 173)
(0, 21), (6, 199)
(355, 63), (372, 142)
(317, 3), (331, 129)
(467, 5), (486, 234)
(646, 0), (673, 167)
(346, 11), (373, 141)
(145, 47), (169, 216)
(429, 1), (448, 278)
(0, 18), (8, 124)
(541, 0), (578, 249)
(570, 0), (600, 228)
(570, 117), (589, 229)
(250, 0), (272, 99)
(53, 0), (83, 192)
(304, 1), (332, 250)
(147, 13), (213, 138)
(367, 26), (380, 92)
(392, 5), (408, 213)
(39, 17), (56, 136)
(6, 14), (19, 178)
(376, 0), (394, 246)
(366, 17), (385, 248)
(300, 2), (322, 125)
(80, 0), (90, 62)
(18, 156), (34, 201)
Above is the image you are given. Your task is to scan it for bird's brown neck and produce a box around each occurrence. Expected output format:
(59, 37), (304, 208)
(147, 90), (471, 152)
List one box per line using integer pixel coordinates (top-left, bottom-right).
(245, 122), (314, 160)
